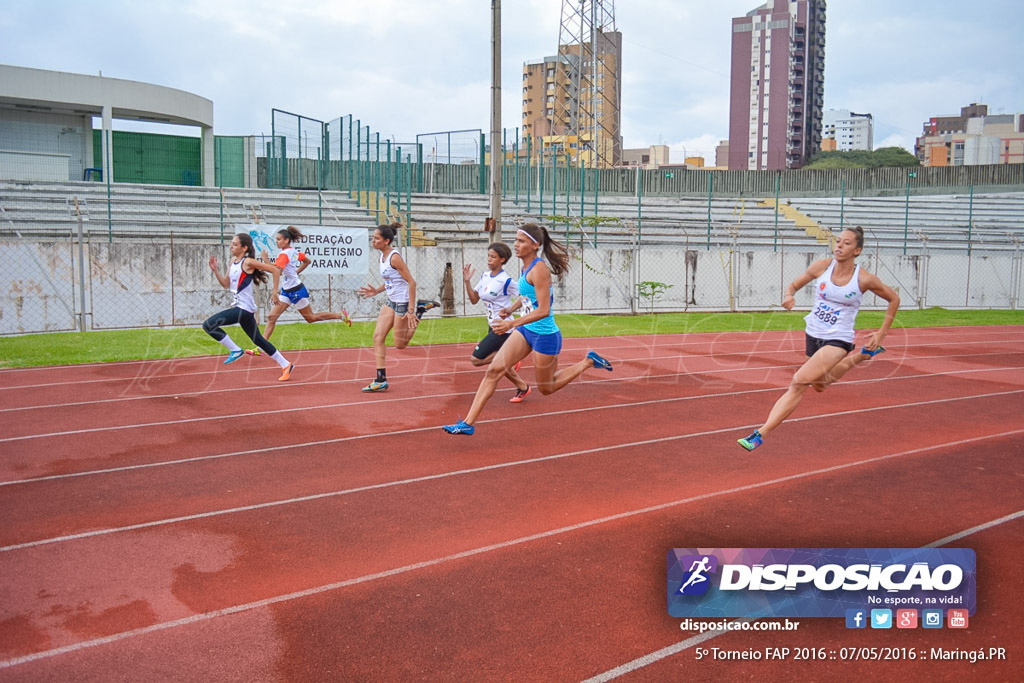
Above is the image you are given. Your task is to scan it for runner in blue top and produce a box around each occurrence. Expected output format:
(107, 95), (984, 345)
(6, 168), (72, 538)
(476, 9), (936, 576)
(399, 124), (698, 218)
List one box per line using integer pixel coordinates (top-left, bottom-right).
(737, 227), (900, 451)
(442, 222), (613, 435)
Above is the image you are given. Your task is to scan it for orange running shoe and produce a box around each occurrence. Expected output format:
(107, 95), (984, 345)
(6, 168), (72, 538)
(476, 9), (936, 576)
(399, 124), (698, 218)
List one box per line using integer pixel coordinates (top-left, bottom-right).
(278, 363), (294, 381)
(510, 386), (531, 403)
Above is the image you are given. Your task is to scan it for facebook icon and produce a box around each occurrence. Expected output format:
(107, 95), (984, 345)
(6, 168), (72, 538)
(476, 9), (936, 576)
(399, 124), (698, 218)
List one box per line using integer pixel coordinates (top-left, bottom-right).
(846, 609), (867, 629)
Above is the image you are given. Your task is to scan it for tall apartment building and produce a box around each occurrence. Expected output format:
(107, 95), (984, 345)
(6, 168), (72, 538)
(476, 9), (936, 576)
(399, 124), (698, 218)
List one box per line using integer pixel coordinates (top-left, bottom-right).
(915, 103), (1024, 166)
(521, 30), (622, 167)
(823, 109), (873, 151)
(727, 0), (826, 170)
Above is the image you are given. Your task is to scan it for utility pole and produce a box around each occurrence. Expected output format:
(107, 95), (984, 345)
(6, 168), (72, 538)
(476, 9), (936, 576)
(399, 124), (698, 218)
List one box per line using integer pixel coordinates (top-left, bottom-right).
(489, 0), (503, 239)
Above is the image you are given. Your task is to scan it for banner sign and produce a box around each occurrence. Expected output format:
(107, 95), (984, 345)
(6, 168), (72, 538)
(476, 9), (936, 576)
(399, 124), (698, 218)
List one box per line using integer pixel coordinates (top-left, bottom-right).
(236, 224), (369, 275)
(667, 548), (976, 618)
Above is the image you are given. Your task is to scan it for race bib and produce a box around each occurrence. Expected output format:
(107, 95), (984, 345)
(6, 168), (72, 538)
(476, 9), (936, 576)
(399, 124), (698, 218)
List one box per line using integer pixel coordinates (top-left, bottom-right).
(811, 301), (840, 326)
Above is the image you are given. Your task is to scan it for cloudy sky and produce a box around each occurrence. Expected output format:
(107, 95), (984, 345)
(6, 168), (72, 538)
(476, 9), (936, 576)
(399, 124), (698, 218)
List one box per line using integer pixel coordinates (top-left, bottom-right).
(2, 0), (1021, 162)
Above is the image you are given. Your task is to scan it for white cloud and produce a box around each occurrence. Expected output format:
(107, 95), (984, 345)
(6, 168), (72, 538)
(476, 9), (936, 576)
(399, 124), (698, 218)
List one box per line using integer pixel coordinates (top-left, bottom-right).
(1, 0), (1020, 151)
(876, 133), (914, 152)
(667, 134), (722, 164)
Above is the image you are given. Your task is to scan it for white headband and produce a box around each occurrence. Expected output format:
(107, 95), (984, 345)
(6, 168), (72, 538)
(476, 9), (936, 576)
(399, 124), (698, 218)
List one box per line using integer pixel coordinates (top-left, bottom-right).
(517, 229), (539, 244)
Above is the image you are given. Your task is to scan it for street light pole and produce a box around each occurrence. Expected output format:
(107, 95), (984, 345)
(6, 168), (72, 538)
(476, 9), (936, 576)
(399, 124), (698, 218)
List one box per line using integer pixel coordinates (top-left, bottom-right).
(488, 0), (503, 240)
(903, 169), (917, 255)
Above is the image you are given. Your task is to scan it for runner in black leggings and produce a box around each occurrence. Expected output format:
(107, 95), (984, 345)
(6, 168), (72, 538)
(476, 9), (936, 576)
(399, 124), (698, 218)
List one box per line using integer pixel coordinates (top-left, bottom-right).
(204, 233), (295, 381)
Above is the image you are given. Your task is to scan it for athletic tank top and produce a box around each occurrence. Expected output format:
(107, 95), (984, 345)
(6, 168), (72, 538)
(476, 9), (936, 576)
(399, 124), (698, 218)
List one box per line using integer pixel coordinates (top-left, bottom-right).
(804, 260), (863, 343)
(475, 269), (517, 329)
(379, 249), (409, 303)
(230, 258), (257, 313)
(518, 258), (559, 335)
(275, 247), (306, 290)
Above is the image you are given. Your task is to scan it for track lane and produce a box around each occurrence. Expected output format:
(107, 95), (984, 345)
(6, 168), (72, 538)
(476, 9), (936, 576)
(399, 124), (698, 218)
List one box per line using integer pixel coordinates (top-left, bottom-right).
(2, 433), (1020, 680)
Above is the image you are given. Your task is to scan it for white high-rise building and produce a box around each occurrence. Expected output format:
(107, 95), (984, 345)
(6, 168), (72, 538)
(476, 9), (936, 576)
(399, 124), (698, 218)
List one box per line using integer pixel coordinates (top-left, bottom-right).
(823, 109), (873, 151)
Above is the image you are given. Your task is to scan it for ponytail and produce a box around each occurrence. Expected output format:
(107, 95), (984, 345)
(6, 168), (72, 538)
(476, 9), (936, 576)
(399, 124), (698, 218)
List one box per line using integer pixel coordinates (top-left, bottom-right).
(277, 225), (303, 244)
(519, 223), (569, 279)
(848, 226), (864, 249)
(376, 221), (402, 245)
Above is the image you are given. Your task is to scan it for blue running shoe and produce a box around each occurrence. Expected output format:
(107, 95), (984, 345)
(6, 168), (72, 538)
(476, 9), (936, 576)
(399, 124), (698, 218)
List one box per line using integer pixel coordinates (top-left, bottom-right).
(861, 345), (886, 358)
(587, 350), (613, 371)
(442, 420), (475, 435)
(737, 430), (763, 451)
(224, 350), (245, 364)
(362, 380), (389, 392)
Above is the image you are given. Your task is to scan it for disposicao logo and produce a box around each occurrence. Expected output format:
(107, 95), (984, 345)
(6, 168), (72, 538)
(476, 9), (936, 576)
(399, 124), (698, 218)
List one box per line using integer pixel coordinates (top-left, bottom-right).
(667, 548), (975, 619)
(676, 555), (718, 596)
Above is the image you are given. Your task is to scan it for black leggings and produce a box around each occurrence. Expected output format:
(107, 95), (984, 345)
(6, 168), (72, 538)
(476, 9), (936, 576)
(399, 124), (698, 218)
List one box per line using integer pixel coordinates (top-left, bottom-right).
(203, 307), (277, 356)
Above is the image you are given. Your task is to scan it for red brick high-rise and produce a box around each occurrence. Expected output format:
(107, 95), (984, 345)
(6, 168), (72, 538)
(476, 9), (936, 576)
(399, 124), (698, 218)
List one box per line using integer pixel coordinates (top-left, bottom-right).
(728, 0), (826, 170)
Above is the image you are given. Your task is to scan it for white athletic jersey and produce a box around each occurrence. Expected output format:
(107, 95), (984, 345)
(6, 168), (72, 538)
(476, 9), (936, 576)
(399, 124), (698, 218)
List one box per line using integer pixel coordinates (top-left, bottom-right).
(229, 258), (257, 313)
(274, 247), (307, 290)
(379, 249), (409, 303)
(804, 260), (863, 343)
(474, 270), (518, 331)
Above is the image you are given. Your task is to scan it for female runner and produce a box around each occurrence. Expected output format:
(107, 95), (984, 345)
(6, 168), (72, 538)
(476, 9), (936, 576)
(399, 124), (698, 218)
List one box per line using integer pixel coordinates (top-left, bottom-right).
(357, 223), (438, 392)
(246, 226), (350, 352)
(463, 242), (531, 403)
(442, 223), (613, 435)
(204, 233), (295, 381)
(737, 226), (899, 451)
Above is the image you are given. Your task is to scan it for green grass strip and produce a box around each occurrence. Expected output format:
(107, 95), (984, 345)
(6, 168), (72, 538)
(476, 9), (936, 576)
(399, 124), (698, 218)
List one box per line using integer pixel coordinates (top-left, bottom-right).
(1, 308), (1021, 368)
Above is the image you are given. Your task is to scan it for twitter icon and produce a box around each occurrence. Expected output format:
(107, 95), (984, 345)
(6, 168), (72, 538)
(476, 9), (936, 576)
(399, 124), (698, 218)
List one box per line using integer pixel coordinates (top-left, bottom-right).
(870, 609), (892, 629)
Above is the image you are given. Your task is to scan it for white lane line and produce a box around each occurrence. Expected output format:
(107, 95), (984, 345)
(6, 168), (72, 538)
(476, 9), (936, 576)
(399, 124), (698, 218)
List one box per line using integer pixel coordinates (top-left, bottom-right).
(3, 343), (1011, 414)
(1, 430), (1020, 671)
(2, 328), (1005, 396)
(580, 509), (1024, 683)
(0, 325), (995, 376)
(3, 392), (1022, 552)
(2, 328), (1017, 390)
(3, 340), (1017, 413)
(0, 335), (675, 388)
(924, 510), (1024, 547)
(3, 362), (1022, 444)
(3, 368), (1023, 486)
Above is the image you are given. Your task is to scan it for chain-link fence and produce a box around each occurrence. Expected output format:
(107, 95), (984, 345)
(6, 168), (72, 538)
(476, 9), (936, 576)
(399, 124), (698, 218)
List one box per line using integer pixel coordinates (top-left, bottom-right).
(416, 129), (484, 194)
(3, 224), (1021, 336)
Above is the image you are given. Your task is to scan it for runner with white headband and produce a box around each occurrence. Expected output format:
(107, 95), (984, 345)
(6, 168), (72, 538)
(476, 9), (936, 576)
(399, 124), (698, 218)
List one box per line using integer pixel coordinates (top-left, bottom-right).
(442, 223), (613, 435)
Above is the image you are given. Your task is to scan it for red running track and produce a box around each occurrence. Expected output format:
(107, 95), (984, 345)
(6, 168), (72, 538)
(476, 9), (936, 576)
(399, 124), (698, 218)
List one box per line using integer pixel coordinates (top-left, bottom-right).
(0, 326), (1022, 681)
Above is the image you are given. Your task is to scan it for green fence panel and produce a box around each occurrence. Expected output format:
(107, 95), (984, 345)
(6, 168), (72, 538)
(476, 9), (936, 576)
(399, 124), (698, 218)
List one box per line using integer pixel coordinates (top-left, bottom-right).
(92, 130), (201, 185)
(214, 136), (245, 188)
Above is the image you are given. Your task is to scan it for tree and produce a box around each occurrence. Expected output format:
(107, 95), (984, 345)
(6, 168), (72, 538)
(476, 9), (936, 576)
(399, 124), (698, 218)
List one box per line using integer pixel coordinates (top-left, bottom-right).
(805, 146), (920, 169)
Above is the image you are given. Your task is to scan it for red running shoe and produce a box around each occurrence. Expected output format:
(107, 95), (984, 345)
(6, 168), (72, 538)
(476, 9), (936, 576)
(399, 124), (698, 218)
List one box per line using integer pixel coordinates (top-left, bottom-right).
(510, 386), (531, 403)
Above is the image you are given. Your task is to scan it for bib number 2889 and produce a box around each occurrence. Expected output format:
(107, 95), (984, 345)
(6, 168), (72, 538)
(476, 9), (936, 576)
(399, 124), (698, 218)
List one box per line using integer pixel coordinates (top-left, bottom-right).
(813, 307), (838, 326)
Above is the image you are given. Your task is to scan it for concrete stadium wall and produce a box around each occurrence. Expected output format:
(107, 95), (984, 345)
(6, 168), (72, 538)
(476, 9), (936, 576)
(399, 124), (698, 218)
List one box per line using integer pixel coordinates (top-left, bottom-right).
(3, 239), (1021, 336)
